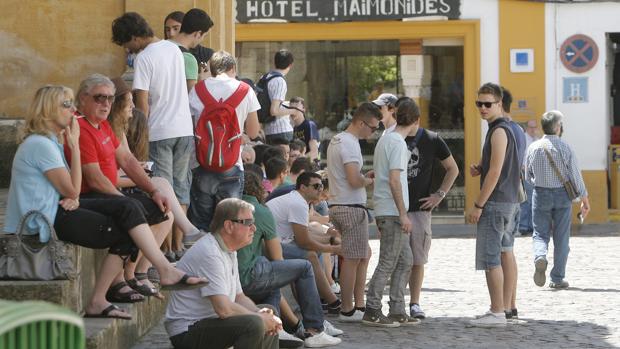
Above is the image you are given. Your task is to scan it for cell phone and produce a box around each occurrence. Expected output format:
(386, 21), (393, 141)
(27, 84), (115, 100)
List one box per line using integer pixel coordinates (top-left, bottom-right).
(145, 161), (154, 171)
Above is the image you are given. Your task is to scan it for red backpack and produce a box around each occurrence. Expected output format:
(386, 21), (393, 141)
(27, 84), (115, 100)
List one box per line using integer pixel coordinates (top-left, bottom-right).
(194, 81), (249, 172)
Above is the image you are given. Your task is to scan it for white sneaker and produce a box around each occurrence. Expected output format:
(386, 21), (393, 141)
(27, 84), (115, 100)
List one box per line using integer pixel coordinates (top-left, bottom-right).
(278, 329), (304, 348)
(409, 304), (426, 319)
(330, 282), (341, 294)
(468, 311), (507, 328)
(304, 331), (342, 348)
(338, 309), (364, 323)
(322, 320), (343, 336)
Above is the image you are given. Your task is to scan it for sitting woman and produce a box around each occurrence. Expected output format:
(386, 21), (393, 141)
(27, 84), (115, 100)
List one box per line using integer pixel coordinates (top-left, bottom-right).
(2, 85), (206, 319)
(107, 77), (204, 299)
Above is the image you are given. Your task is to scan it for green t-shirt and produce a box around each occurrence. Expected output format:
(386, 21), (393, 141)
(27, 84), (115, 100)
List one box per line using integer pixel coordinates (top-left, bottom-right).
(182, 51), (198, 80)
(237, 194), (278, 286)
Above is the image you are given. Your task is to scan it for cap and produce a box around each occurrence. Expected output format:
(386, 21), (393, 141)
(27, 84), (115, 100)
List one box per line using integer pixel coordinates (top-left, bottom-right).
(111, 77), (131, 98)
(372, 93), (398, 107)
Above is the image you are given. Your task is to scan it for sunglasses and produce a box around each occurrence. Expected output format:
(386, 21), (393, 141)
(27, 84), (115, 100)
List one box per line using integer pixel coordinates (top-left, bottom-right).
(309, 183), (324, 191)
(363, 120), (379, 132)
(61, 100), (74, 109)
(230, 218), (255, 227)
(475, 100), (498, 109)
(92, 94), (115, 105)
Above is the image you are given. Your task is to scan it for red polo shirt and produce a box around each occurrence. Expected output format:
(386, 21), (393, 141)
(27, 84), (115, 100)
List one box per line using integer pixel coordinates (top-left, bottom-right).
(64, 117), (120, 193)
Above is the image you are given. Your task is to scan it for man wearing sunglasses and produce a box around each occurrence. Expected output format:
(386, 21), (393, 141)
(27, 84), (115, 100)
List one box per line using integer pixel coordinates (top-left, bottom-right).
(467, 83), (521, 328)
(165, 198), (280, 349)
(326, 102), (381, 323)
(266, 172), (343, 315)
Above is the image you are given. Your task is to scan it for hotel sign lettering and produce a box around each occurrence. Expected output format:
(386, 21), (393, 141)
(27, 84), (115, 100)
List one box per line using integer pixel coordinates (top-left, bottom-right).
(237, 0), (461, 23)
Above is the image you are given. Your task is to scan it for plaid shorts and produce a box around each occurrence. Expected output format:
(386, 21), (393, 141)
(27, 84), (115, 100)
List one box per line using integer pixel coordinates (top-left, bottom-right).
(329, 205), (370, 259)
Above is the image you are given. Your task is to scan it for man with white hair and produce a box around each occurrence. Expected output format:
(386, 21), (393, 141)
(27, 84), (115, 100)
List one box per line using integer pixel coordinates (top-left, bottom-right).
(525, 110), (590, 289)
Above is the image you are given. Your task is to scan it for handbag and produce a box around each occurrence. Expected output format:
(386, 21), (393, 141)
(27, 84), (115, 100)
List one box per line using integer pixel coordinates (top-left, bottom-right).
(517, 177), (527, 204)
(543, 146), (580, 201)
(0, 210), (77, 280)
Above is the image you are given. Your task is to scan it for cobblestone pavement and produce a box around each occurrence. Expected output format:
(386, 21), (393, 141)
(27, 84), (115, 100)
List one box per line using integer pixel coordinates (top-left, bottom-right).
(133, 234), (620, 349)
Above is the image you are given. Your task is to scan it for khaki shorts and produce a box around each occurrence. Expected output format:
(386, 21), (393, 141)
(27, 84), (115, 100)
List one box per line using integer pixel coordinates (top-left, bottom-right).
(408, 211), (432, 265)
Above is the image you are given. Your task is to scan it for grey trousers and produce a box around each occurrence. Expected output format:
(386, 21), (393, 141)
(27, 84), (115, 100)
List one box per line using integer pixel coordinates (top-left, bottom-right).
(170, 314), (278, 349)
(366, 216), (414, 315)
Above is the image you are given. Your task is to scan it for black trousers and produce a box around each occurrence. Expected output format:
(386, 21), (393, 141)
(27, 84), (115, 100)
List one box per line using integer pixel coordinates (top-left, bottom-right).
(170, 315), (278, 349)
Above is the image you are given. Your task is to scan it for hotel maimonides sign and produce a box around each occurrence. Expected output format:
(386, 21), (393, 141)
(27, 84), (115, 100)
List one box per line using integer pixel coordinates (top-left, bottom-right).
(237, 0), (461, 23)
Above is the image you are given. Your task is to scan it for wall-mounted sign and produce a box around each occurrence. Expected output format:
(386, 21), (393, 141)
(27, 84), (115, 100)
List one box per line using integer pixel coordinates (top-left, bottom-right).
(510, 48), (534, 73)
(560, 34), (599, 74)
(563, 77), (588, 103)
(237, 0), (461, 23)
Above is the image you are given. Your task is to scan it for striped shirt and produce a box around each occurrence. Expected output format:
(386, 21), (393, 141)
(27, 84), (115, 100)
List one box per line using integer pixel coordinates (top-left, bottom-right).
(525, 135), (587, 197)
(263, 74), (293, 135)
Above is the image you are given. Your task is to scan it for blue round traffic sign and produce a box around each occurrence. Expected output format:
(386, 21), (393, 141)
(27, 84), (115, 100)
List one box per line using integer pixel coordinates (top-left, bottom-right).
(560, 34), (599, 73)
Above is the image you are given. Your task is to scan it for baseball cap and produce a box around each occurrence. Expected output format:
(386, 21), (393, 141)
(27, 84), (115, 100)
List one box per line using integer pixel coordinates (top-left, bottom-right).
(372, 93), (398, 107)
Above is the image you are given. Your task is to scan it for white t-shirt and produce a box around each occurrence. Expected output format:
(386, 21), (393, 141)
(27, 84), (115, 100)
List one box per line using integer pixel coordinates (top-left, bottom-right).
(188, 74), (260, 168)
(164, 233), (242, 337)
(326, 131), (366, 205)
(263, 75), (293, 135)
(133, 39), (193, 142)
(266, 190), (309, 244)
(373, 131), (410, 217)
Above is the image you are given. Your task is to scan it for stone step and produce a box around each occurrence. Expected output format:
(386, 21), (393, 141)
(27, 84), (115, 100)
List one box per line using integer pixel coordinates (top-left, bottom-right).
(85, 296), (168, 349)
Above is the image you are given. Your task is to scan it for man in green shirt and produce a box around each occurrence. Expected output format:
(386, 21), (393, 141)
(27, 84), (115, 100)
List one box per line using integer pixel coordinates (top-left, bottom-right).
(238, 171), (341, 348)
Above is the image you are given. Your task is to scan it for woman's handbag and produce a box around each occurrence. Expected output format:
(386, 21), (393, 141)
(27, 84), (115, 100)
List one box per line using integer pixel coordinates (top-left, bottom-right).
(543, 146), (580, 201)
(0, 210), (77, 280)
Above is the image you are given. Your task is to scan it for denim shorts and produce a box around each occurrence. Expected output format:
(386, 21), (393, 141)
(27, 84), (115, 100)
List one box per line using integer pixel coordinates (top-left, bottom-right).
(475, 201), (520, 270)
(149, 136), (193, 205)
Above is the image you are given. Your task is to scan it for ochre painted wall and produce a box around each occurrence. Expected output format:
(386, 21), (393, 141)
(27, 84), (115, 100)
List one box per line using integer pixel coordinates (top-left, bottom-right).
(0, 0), (233, 119)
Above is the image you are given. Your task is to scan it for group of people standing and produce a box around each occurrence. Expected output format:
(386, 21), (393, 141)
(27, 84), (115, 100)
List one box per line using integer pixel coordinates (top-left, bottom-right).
(1, 5), (592, 349)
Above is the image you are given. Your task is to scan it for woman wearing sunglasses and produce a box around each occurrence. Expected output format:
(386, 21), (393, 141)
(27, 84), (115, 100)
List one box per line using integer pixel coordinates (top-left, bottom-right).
(3, 85), (206, 319)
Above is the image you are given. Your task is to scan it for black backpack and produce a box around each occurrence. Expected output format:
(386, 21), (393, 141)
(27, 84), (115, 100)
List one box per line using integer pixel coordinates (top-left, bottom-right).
(255, 71), (283, 124)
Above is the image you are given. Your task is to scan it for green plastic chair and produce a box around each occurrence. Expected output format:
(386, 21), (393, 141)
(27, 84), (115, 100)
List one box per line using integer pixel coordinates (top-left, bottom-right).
(0, 300), (85, 349)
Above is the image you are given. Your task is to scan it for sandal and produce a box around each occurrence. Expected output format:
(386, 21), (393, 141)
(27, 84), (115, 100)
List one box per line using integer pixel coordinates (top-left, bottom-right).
(160, 274), (209, 291)
(84, 304), (131, 320)
(126, 277), (159, 297)
(106, 281), (145, 303)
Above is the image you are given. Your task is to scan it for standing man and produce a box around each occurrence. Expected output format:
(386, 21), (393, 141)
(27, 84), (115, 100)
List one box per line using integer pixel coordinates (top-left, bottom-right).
(363, 99), (419, 327)
(326, 102), (381, 322)
(169, 8), (213, 92)
(261, 49), (295, 144)
(290, 97), (320, 161)
(187, 51), (260, 231)
(467, 83), (521, 327)
(404, 102), (459, 320)
(164, 199), (280, 349)
(371, 93), (398, 135)
(112, 12), (194, 219)
(526, 110), (589, 289)
(520, 119), (540, 235)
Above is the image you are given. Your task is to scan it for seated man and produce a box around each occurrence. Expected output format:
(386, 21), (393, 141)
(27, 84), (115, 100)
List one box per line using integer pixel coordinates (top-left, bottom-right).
(65, 74), (175, 297)
(266, 172), (342, 313)
(266, 156), (313, 202)
(165, 198), (280, 349)
(239, 171), (342, 347)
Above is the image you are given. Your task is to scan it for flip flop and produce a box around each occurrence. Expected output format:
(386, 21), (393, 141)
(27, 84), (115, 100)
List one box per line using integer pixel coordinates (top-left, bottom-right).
(84, 304), (131, 320)
(106, 281), (145, 303)
(160, 274), (208, 291)
(127, 278), (159, 297)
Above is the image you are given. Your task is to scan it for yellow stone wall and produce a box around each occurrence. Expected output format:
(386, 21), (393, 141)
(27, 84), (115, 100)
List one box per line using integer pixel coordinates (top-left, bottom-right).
(0, 0), (233, 119)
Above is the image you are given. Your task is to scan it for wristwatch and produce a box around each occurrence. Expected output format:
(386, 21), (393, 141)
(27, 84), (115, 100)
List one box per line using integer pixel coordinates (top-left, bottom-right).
(435, 190), (446, 199)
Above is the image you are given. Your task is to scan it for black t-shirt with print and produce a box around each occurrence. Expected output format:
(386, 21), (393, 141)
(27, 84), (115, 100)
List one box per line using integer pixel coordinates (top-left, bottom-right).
(405, 128), (452, 212)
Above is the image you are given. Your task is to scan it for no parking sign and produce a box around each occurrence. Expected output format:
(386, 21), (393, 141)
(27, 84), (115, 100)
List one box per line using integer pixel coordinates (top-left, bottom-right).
(560, 34), (599, 73)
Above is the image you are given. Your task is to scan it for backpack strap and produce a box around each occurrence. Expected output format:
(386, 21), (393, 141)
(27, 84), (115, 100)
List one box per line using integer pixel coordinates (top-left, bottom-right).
(224, 82), (250, 109)
(195, 81), (218, 106)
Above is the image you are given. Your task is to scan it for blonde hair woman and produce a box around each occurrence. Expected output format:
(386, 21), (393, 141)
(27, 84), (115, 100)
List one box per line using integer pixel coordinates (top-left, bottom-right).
(3, 85), (206, 319)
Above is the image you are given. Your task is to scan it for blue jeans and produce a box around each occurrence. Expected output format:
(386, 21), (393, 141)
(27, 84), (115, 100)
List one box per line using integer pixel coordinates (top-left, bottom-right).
(475, 201), (520, 270)
(365, 216), (413, 315)
(242, 256), (324, 331)
(532, 187), (572, 283)
(519, 180), (535, 232)
(149, 136), (193, 205)
(188, 166), (243, 231)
